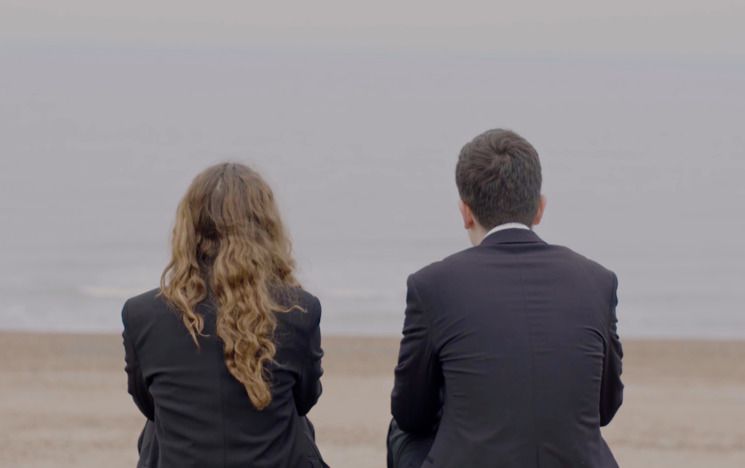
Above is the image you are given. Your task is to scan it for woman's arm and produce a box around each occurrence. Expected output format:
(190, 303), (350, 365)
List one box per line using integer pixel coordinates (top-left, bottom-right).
(293, 297), (324, 416)
(122, 302), (155, 421)
(599, 273), (624, 426)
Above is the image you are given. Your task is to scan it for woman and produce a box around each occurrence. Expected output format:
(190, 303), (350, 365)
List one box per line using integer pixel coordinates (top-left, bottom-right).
(122, 163), (327, 468)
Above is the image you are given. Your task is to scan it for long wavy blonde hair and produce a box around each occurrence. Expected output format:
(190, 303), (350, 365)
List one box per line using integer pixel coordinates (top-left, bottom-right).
(160, 162), (299, 409)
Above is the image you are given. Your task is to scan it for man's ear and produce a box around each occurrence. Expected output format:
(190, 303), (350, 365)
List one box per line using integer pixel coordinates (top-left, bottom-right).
(532, 195), (547, 226)
(459, 200), (476, 230)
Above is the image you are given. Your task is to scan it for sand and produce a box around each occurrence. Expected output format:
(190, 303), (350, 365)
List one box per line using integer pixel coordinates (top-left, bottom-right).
(1, 333), (744, 467)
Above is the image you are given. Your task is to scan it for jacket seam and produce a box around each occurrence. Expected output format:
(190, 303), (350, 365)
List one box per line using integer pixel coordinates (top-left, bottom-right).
(517, 265), (540, 467)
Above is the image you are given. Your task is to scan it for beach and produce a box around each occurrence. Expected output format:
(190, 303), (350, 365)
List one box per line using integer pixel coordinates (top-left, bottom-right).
(1, 333), (744, 467)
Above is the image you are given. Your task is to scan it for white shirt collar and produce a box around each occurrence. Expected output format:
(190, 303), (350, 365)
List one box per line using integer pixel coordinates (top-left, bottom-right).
(482, 222), (531, 243)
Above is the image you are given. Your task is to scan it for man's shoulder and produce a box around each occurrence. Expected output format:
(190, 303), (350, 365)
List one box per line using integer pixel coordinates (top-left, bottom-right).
(550, 243), (617, 283)
(409, 241), (617, 289)
(408, 246), (481, 286)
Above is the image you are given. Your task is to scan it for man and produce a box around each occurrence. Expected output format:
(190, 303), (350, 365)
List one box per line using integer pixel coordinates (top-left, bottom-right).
(388, 129), (623, 468)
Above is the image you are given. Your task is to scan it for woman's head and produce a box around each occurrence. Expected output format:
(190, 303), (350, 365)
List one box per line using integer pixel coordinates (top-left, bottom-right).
(161, 162), (298, 409)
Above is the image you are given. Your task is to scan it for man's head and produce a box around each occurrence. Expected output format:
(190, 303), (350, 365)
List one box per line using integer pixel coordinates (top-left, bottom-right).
(456, 129), (546, 245)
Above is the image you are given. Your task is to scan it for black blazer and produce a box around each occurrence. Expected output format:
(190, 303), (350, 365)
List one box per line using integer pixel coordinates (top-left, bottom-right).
(122, 287), (327, 468)
(391, 228), (623, 468)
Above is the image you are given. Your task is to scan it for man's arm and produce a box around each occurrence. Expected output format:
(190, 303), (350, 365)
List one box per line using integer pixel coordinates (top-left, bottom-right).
(391, 274), (441, 434)
(122, 303), (155, 421)
(599, 273), (623, 426)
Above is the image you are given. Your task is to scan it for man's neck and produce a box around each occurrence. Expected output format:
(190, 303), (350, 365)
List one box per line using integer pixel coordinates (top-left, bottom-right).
(478, 222), (531, 244)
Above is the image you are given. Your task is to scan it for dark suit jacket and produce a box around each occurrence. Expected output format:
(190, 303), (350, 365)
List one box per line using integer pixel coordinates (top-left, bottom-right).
(391, 228), (623, 468)
(122, 287), (327, 468)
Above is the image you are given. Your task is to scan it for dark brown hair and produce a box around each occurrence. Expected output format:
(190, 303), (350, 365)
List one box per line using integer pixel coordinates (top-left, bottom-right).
(456, 129), (542, 229)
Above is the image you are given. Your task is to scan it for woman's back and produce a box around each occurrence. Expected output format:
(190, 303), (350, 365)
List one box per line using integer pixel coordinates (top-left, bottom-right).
(122, 287), (326, 468)
(121, 162), (327, 467)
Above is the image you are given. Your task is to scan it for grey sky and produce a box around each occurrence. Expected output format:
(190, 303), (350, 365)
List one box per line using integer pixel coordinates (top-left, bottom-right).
(2, 0), (744, 57)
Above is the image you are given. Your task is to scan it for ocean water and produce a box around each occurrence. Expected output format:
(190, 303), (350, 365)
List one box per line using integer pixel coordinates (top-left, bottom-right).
(1, 45), (744, 338)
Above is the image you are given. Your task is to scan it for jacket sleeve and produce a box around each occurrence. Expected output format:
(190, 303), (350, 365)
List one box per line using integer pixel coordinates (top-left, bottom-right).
(293, 297), (324, 416)
(391, 274), (441, 434)
(599, 273), (624, 426)
(122, 302), (155, 421)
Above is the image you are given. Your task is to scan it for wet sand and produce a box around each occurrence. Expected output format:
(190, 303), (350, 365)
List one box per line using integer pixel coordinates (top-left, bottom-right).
(1, 333), (744, 467)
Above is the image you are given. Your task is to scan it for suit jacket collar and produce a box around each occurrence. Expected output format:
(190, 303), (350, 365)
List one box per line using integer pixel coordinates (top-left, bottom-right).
(480, 228), (546, 246)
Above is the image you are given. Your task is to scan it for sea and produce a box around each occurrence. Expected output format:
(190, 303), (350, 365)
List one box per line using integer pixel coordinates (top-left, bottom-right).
(1, 45), (744, 338)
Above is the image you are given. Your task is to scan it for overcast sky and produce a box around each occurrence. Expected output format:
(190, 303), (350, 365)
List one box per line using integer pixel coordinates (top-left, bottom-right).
(2, 0), (744, 57)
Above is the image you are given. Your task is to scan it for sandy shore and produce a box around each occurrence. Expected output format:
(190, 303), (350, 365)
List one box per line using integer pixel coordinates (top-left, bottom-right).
(1, 333), (744, 467)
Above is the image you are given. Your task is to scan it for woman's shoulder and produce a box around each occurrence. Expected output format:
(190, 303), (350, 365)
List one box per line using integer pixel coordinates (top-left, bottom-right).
(274, 287), (322, 334)
(273, 287), (323, 367)
(121, 288), (170, 329)
(124, 287), (162, 308)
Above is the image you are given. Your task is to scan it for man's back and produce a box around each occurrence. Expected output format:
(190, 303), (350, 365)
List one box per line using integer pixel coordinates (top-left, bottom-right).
(391, 228), (623, 468)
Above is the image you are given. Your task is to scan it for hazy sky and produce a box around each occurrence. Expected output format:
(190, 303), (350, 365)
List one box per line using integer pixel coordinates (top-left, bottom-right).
(2, 1), (744, 336)
(2, 1), (744, 57)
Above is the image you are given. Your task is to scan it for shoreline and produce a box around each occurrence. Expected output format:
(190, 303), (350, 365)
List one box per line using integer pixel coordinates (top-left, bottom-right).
(1, 332), (744, 467)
